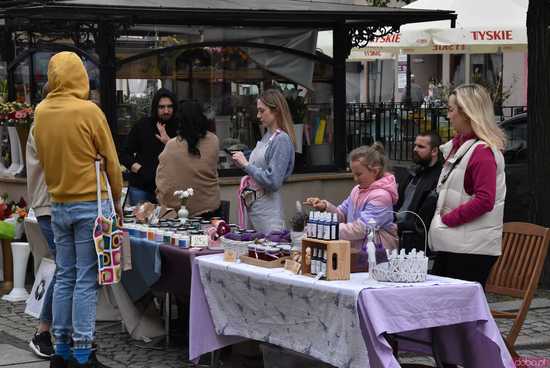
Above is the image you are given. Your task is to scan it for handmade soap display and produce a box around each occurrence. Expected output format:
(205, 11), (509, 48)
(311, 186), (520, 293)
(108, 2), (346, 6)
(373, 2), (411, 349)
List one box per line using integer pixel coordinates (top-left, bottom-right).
(221, 229), (294, 267)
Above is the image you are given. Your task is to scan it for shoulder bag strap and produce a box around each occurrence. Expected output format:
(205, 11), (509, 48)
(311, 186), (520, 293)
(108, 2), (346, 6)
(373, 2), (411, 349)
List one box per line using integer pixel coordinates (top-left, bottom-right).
(439, 139), (479, 185)
(95, 160), (116, 218)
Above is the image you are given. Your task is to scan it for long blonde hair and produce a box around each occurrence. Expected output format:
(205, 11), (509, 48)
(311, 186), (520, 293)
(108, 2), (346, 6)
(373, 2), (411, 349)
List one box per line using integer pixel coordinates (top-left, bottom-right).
(258, 89), (297, 149)
(451, 83), (507, 150)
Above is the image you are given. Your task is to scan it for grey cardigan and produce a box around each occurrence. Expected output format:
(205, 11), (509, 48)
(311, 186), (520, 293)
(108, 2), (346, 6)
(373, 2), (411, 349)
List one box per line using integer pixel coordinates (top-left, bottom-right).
(244, 130), (295, 192)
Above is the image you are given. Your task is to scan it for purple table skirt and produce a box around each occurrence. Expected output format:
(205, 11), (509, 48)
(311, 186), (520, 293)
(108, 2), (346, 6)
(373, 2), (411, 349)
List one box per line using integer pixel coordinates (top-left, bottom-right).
(122, 237), (222, 300)
(357, 285), (514, 368)
(189, 261), (514, 368)
(153, 245), (222, 298)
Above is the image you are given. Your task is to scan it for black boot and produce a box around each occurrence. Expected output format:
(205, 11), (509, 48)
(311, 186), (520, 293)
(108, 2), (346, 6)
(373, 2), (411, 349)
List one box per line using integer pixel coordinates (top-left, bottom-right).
(67, 356), (110, 368)
(50, 355), (68, 368)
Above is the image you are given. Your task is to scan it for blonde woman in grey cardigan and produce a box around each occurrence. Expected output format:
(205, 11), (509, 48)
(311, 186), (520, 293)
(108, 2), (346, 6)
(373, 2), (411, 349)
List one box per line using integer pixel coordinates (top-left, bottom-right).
(231, 89), (296, 233)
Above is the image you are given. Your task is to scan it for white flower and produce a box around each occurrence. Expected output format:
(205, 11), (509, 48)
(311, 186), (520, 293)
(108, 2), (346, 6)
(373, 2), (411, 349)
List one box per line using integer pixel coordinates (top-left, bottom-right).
(173, 188), (194, 205)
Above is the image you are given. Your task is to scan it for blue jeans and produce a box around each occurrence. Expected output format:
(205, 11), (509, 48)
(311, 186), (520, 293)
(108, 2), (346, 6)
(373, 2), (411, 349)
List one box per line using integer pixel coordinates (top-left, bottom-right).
(128, 186), (156, 206)
(51, 200), (110, 349)
(37, 216), (55, 324)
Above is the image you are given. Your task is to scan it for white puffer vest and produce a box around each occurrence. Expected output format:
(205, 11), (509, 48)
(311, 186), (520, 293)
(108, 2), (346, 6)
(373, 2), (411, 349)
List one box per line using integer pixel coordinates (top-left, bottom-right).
(429, 139), (506, 256)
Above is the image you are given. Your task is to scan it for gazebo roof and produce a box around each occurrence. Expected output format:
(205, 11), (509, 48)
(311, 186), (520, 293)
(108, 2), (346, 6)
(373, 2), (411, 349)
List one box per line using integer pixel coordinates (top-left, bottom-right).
(1, 0), (456, 28)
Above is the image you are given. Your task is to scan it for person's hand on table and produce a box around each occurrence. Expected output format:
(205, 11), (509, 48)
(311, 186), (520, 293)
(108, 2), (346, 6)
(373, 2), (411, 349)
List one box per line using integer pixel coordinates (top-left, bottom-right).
(304, 197), (327, 212)
(230, 151), (248, 168)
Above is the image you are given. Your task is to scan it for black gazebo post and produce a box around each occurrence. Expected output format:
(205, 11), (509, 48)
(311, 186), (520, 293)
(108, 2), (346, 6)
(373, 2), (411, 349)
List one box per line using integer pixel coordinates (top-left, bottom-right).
(1, 27), (15, 101)
(96, 21), (118, 143)
(333, 22), (347, 169)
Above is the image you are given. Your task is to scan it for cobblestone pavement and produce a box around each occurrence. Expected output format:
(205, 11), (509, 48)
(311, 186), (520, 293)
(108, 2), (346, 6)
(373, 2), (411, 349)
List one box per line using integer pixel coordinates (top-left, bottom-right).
(0, 288), (549, 367)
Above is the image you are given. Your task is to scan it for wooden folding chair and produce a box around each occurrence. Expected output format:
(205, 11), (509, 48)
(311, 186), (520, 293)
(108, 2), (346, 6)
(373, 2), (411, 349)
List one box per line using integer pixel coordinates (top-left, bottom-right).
(485, 222), (550, 358)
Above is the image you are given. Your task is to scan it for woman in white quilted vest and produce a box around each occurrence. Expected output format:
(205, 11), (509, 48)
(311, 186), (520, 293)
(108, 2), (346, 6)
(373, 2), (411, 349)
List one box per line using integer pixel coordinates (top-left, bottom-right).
(429, 84), (507, 288)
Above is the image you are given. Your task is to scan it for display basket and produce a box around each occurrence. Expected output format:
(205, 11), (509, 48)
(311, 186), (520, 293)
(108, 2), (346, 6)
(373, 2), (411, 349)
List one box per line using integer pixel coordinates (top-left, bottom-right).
(220, 236), (253, 258)
(370, 255), (429, 282)
(370, 210), (429, 283)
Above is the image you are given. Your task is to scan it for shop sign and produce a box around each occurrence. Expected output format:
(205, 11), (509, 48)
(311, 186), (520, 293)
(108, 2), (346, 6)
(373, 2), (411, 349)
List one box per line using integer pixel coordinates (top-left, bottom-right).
(470, 30), (514, 41)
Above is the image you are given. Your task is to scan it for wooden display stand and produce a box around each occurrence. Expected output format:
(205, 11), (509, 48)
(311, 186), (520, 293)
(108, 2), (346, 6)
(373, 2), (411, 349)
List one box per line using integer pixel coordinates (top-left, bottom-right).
(301, 238), (350, 280)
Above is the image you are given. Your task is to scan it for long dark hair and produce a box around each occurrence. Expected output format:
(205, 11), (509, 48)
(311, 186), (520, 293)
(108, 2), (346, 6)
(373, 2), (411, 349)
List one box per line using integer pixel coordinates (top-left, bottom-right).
(177, 101), (208, 156)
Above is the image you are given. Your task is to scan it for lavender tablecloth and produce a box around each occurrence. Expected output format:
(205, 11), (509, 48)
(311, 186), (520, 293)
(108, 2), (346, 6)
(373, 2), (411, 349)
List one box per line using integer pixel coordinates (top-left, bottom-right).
(189, 255), (514, 368)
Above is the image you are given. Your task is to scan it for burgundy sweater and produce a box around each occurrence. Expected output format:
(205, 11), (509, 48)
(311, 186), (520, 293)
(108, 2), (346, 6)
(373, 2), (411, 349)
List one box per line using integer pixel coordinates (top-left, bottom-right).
(441, 133), (497, 227)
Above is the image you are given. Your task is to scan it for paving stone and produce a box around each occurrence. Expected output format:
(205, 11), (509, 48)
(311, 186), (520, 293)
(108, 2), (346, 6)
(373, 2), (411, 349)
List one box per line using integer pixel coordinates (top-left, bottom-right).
(1, 287), (549, 367)
(0, 344), (43, 366)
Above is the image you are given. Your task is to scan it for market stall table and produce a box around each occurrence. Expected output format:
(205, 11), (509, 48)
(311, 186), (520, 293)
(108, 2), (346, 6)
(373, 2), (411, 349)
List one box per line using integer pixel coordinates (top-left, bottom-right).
(117, 237), (222, 342)
(122, 237), (223, 300)
(189, 254), (514, 368)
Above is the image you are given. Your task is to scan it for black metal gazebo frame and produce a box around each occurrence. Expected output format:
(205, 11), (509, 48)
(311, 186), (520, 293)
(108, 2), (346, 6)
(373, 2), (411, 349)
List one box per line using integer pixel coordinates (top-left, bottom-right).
(0, 0), (455, 169)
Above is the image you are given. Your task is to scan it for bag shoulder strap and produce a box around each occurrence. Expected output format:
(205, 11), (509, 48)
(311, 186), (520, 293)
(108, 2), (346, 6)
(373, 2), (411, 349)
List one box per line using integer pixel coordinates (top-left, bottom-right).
(95, 160), (116, 218)
(440, 139), (479, 185)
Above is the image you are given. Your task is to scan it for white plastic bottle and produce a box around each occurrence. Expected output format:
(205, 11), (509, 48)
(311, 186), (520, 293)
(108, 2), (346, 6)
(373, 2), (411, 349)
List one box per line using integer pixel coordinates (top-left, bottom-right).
(323, 213), (331, 240)
(307, 212), (314, 238)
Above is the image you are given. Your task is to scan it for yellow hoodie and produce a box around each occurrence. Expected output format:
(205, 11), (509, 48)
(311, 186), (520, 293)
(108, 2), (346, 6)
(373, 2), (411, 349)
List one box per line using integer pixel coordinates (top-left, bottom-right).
(34, 51), (122, 203)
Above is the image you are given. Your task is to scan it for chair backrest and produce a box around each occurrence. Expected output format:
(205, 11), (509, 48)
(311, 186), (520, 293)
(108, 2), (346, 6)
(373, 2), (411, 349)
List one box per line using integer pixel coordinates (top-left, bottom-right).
(486, 222), (550, 298)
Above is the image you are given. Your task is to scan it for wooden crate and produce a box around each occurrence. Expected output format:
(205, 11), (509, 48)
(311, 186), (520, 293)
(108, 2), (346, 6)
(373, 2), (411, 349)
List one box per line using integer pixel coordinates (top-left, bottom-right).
(301, 238), (350, 280)
(240, 255), (291, 268)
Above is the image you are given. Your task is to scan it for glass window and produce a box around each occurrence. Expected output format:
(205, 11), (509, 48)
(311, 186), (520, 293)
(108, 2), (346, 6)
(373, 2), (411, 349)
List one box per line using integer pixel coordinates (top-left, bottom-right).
(470, 54), (503, 89)
(12, 51), (99, 105)
(116, 45), (334, 173)
(450, 54), (465, 86)
(470, 53), (504, 106)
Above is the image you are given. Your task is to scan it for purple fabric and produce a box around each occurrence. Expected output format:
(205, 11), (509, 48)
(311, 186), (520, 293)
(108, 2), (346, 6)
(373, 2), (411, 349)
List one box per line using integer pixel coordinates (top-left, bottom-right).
(189, 261), (244, 362)
(153, 245), (222, 298)
(189, 267), (514, 367)
(357, 284), (514, 368)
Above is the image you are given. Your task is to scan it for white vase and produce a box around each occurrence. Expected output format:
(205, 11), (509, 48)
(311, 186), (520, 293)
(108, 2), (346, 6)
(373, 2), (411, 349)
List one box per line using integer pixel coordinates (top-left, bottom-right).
(178, 205), (189, 224)
(2, 241), (30, 302)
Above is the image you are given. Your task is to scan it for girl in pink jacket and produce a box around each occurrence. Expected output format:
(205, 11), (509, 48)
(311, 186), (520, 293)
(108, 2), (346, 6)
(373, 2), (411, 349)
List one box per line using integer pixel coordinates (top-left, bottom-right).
(306, 143), (399, 250)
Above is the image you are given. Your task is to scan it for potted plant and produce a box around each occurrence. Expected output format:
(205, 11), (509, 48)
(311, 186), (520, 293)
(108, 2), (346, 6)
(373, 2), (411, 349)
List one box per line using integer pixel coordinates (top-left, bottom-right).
(284, 90), (307, 154)
(0, 101), (34, 177)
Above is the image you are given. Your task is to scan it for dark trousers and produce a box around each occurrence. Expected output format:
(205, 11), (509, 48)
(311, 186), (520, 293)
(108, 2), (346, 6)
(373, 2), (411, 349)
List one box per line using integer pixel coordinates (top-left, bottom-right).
(431, 252), (499, 289)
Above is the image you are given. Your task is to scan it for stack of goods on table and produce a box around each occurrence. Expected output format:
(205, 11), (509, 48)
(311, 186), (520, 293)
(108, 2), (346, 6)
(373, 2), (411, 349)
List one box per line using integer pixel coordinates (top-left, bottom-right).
(123, 209), (234, 249)
(221, 229), (295, 266)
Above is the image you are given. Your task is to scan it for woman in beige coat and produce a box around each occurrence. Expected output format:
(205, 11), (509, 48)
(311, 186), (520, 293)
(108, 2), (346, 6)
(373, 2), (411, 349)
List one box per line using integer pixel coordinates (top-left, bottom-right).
(156, 101), (221, 218)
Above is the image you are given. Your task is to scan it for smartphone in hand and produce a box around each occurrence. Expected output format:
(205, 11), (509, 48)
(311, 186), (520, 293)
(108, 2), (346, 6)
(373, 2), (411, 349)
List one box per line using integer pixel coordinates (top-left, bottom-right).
(224, 148), (240, 155)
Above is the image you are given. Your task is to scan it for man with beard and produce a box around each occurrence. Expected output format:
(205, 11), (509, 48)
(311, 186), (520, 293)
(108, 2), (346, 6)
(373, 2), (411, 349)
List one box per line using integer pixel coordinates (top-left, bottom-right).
(395, 132), (442, 253)
(121, 88), (179, 205)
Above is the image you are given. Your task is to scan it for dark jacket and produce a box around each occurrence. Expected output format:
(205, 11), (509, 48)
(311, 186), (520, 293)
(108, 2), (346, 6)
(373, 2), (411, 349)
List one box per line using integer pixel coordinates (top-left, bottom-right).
(120, 89), (179, 193)
(394, 161), (443, 254)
